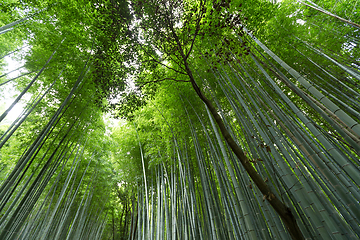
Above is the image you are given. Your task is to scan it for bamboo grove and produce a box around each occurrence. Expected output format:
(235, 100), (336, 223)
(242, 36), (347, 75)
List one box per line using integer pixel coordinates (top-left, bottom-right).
(0, 0), (359, 239)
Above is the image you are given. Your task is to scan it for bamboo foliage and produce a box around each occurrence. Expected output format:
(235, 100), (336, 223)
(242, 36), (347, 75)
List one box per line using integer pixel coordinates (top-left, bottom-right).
(0, 44), (111, 239)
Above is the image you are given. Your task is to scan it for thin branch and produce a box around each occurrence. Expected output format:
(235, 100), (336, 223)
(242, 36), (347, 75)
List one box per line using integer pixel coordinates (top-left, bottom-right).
(137, 40), (187, 75)
(162, 51), (186, 69)
(185, 1), (205, 60)
(123, 20), (187, 75)
(145, 23), (187, 71)
(150, 39), (186, 71)
(138, 77), (190, 88)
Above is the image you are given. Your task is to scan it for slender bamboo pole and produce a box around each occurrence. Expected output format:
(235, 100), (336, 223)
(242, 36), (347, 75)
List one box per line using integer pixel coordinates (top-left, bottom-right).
(301, 0), (360, 29)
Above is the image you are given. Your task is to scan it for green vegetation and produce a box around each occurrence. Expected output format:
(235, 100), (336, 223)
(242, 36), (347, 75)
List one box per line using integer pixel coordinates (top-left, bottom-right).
(0, 0), (359, 239)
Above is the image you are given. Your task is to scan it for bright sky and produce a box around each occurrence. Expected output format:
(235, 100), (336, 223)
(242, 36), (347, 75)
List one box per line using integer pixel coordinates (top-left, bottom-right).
(0, 55), (26, 126)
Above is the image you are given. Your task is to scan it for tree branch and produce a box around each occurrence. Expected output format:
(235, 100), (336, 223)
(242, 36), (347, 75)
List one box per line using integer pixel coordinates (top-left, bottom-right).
(138, 77), (190, 88)
(185, 1), (205, 60)
(137, 42), (187, 75)
(124, 19), (187, 75)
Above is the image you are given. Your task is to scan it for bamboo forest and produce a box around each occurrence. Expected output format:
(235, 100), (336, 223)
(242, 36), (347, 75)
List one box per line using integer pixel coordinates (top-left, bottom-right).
(0, 0), (359, 239)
